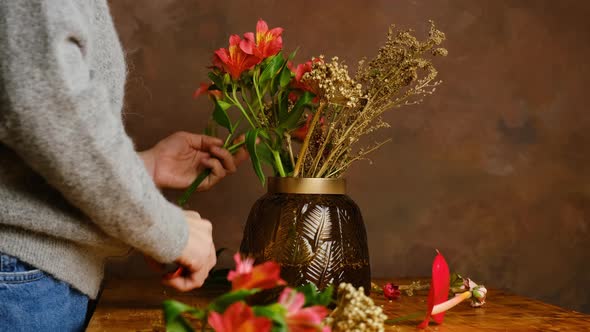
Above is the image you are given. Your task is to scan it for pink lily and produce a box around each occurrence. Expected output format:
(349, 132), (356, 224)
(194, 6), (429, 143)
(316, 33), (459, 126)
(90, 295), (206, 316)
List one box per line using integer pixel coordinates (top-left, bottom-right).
(278, 288), (330, 332)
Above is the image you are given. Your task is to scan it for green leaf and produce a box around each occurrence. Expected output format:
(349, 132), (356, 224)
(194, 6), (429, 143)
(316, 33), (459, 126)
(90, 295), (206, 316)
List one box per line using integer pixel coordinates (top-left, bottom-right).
(253, 304), (288, 331)
(279, 91), (315, 130)
(213, 100), (233, 131)
(256, 142), (275, 166)
(296, 283), (334, 307)
(280, 150), (294, 175)
(288, 48), (299, 61)
(260, 53), (285, 87)
(246, 129), (267, 186)
(208, 289), (260, 313)
(208, 72), (224, 90)
(279, 66), (293, 88)
(163, 300), (205, 332)
(204, 116), (218, 137)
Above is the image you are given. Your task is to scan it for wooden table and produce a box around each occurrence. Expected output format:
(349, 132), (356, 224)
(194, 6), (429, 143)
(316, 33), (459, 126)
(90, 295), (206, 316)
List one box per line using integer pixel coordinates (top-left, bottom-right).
(87, 278), (590, 331)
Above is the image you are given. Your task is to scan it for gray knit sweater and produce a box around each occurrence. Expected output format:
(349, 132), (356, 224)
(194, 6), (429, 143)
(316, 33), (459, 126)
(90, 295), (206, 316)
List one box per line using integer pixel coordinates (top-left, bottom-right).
(0, 0), (188, 298)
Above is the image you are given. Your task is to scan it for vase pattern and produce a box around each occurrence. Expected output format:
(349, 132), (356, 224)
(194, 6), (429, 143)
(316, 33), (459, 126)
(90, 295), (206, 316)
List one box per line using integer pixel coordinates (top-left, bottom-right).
(240, 192), (371, 292)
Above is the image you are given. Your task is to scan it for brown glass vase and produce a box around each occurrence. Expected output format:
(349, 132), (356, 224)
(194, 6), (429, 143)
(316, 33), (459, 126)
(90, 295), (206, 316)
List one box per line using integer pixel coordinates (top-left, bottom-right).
(240, 177), (371, 293)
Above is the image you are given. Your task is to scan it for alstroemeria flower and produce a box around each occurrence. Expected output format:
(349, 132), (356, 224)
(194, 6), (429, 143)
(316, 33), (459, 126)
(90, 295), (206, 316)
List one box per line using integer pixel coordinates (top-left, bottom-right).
(288, 60), (314, 92)
(193, 82), (222, 99)
(418, 251), (450, 329)
(291, 114), (325, 142)
(214, 35), (260, 80)
(240, 19), (283, 60)
(227, 253), (286, 291)
(382, 283), (401, 300)
(278, 288), (330, 332)
(208, 301), (272, 332)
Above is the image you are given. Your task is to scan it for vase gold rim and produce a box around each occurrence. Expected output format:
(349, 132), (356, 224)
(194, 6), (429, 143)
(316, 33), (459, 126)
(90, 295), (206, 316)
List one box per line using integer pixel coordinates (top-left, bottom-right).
(267, 177), (346, 195)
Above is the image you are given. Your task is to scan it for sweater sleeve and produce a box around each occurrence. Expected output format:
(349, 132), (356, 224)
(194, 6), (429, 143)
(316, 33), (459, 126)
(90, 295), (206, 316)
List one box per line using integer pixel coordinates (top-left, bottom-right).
(0, 1), (188, 263)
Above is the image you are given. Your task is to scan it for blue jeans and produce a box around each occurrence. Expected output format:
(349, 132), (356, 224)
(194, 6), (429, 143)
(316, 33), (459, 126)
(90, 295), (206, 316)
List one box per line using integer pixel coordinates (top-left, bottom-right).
(0, 253), (89, 332)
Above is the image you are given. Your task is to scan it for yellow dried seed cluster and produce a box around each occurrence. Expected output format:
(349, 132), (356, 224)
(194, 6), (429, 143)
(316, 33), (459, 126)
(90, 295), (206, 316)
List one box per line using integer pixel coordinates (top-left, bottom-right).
(301, 56), (363, 108)
(327, 283), (388, 332)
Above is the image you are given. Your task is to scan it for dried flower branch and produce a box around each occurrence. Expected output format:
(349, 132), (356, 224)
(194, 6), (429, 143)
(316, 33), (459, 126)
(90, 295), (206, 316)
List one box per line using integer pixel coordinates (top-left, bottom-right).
(298, 21), (447, 178)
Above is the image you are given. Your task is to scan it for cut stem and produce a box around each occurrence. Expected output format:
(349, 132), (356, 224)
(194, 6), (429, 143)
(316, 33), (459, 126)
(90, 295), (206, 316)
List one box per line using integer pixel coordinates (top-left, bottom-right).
(431, 291), (472, 315)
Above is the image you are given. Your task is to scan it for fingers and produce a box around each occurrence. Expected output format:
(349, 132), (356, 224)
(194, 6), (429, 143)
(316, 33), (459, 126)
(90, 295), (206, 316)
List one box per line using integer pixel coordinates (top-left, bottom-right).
(183, 133), (223, 151)
(233, 147), (249, 166)
(162, 236), (216, 292)
(210, 146), (237, 173)
(162, 211), (217, 292)
(232, 134), (251, 166)
(184, 210), (201, 219)
(199, 158), (226, 189)
(162, 269), (209, 291)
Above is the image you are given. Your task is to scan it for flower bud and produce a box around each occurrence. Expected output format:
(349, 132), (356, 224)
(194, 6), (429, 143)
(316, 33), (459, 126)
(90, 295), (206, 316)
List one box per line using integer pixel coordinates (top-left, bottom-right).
(382, 282), (401, 300)
(471, 285), (487, 307)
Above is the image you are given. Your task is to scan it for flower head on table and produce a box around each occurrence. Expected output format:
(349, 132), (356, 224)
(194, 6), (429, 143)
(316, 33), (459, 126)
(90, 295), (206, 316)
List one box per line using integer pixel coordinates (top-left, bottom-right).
(228, 253), (286, 291)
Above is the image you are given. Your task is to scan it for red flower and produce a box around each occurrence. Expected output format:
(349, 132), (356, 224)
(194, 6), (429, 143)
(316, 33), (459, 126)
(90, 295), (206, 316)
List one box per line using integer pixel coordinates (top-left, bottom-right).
(288, 60), (314, 92)
(208, 301), (272, 332)
(291, 114), (325, 142)
(227, 253), (286, 291)
(288, 58), (323, 93)
(193, 82), (222, 99)
(214, 35), (260, 80)
(382, 283), (401, 300)
(418, 250), (450, 329)
(278, 288), (331, 332)
(240, 19), (283, 60)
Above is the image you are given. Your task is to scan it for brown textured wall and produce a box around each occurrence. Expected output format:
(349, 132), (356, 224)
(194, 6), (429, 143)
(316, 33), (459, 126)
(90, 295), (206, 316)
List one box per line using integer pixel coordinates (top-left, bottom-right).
(106, 0), (590, 313)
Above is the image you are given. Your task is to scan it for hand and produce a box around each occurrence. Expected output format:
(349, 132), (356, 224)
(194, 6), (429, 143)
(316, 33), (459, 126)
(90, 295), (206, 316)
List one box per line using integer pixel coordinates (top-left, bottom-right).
(140, 132), (248, 191)
(162, 210), (216, 291)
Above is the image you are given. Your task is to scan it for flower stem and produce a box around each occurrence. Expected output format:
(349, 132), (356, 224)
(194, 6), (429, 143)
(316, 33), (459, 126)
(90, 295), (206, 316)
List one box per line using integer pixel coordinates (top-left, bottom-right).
(284, 132), (295, 169)
(385, 312), (424, 325)
(177, 169), (210, 207)
(252, 72), (265, 116)
(293, 102), (325, 177)
(431, 291), (472, 315)
(227, 86), (257, 129)
(227, 140), (245, 153)
(272, 150), (286, 177)
(177, 138), (246, 206)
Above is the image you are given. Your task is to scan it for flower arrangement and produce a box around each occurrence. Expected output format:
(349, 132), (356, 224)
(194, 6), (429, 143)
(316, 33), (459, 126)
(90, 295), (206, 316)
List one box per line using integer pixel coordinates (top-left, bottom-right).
(178, 19), (447, 205)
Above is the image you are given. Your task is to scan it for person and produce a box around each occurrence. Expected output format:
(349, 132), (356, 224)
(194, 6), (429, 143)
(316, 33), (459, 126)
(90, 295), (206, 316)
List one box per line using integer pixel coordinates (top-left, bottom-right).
(0, 1), (248, 330)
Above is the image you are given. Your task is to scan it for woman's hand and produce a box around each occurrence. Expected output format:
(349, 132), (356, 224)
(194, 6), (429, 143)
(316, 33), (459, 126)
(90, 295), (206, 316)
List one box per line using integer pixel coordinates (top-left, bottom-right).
(140, 132), (248, 191)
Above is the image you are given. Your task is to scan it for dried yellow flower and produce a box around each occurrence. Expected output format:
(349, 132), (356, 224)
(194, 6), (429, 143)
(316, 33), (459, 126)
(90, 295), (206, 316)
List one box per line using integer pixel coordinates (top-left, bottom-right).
(326, 283), (388, 332)
(297, 21), (447, 178)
